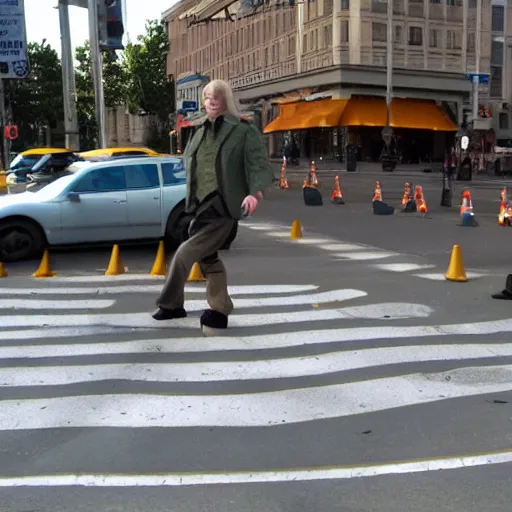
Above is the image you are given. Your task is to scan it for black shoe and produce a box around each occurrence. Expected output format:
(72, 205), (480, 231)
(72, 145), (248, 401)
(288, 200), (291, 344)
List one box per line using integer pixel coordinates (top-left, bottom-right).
(152, 307), (187, 321)
(200, 309), (228, 335)
(492, 274), (512, 300)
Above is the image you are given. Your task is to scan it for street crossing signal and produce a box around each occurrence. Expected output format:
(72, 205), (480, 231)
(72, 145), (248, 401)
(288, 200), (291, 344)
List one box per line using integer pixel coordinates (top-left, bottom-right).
(98, 0), (125, 51)
(4, 125), (18, 140)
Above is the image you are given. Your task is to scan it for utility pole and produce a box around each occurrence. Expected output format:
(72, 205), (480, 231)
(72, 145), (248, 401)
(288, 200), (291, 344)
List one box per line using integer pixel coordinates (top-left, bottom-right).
(0, 79), (9, 169)
(473, 0), (482, 122)
(381, 0), (394, 170)
(58, 0), (80, 151)
(88, 0), (107, 148)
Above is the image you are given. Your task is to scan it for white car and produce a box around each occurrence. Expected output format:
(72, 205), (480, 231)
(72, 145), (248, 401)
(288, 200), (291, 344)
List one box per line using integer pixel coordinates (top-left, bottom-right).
(0, 156), (189, 262)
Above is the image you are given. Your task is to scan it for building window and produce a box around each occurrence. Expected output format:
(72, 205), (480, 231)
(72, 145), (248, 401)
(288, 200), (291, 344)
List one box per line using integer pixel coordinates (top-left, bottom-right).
(499, 112), (509, 130)
(467, 32), (475, 52)
(324, 25), (332, 47)
(341, 20), (349, 42)
(446, 30), (461, 50)
(342, 0), (350, 8)
(372, 22), (387, 42)
(430, 0), (441, 4)
(491, 66), (503, 98)
(492, 5), (505, 32)
(408, 26), (423, 45)
(394, 25), (403, 43)
(429, 29), (440, 48)
(289, 35), (296, 55)
(446, 0), (462, 6)
(492, 40), (504, 66)
(324, 0), (334, 15)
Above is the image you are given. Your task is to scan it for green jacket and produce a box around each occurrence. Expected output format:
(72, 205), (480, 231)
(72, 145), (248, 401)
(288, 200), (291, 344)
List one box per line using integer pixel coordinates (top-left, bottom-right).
(183, 114), (274, 220)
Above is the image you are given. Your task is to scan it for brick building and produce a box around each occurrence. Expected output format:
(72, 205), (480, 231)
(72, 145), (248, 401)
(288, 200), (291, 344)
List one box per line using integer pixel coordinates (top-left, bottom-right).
(163, 0), (507, 162)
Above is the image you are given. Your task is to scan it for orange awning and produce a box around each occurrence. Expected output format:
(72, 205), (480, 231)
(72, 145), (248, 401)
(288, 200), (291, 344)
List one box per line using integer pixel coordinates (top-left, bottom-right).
(339, 97), (458, 131)
(390, 98), (458, 131)
(263, 98), (349, 133)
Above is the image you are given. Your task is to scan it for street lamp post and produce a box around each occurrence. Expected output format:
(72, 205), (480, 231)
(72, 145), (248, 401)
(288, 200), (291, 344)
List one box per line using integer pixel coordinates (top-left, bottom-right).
(382, 0), (394, 171)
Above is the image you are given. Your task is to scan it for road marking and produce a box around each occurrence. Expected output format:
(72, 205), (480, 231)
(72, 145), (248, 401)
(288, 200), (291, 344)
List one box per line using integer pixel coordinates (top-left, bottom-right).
(0, 289), (367, 329)
(0, 284), (319, 296)
(2, 450), (511, 487)
(2, 364), (512, 429)
(1, 315), (511, 347)
(0, 299), (115, 310)
(319, 243), (368, 252)
(49, 274), (165, 283)
(373, 263), (436, 272)
(413, 271), (489, 281)
(266, 231), (295, 238)
(334, 251), (397, 261)
(2, 342), (509, 387)
(243, 223), (281, 231)
(293, 238), (335, 245)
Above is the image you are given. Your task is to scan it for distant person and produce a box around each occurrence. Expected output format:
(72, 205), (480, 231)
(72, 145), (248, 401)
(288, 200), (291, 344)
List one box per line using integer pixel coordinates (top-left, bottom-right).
(152, 79), (273, 334)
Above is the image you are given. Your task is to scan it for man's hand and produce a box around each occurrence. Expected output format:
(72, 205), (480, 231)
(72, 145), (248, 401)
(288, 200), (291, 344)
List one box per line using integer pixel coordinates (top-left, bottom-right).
(241, 194), (260, 216)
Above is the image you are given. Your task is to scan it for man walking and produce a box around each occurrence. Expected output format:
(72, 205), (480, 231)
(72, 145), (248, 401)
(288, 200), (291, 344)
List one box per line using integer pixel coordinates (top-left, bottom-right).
(152, 79), (273, 334)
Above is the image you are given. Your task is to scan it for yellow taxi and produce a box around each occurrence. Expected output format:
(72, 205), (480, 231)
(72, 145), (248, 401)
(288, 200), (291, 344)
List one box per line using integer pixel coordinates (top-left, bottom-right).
(1, 147), (74, 191)
(79, 146), (168, 160)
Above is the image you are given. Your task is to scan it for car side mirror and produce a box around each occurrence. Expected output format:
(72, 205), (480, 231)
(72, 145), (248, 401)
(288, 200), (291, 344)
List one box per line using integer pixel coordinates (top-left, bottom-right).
(68, 191), (81, 202)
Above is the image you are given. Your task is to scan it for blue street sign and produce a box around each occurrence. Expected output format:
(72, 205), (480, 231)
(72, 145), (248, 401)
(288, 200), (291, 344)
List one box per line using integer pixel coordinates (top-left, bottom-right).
(465, 73), (489, 84)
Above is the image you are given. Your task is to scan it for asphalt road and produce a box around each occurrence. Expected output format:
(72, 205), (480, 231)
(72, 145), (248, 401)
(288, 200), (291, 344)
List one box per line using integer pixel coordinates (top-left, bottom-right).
(2, 174), (512, 511)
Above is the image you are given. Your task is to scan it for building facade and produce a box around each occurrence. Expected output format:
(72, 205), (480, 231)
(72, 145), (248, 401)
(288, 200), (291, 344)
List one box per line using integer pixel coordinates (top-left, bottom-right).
(163, 0), (502, 161)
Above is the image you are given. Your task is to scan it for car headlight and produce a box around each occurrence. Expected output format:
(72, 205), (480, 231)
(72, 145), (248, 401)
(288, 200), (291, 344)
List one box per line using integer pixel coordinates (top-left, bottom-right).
(5, 175), (17, 185)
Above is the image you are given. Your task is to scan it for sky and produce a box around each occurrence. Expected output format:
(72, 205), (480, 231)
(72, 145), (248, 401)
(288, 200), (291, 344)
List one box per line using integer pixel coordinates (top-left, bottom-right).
(24, 0), (179, 56)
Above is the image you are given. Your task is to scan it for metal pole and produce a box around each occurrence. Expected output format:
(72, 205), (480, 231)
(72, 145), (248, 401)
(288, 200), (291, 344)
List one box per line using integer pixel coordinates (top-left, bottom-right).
(0, 79), (10, 169)
(385, 0), (393, 135)
(88, 0), (107, 148)
(473, 0), (482, 122)
(58, 1), (80, 151)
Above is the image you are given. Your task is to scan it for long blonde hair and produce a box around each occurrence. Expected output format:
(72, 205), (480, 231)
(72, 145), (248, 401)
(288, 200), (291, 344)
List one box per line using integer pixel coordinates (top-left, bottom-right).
(202, 79), (241, 118)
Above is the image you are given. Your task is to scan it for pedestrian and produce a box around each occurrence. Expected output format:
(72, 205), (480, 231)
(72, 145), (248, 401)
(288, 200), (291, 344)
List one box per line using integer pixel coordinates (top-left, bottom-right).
(152, 79), (274, 335)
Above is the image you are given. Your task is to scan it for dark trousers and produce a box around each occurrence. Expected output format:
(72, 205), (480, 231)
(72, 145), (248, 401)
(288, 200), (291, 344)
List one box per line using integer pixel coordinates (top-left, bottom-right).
(156, 200), (236, 316)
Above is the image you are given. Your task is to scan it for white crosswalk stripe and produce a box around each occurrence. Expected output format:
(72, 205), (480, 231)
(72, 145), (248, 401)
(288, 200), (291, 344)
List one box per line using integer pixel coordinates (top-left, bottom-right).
(0, 277), (510, 487)
(240, 221), (492, 280)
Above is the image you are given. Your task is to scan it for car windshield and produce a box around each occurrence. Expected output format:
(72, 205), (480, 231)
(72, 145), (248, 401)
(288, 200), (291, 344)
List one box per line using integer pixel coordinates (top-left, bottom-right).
(8, 154), (40, 170)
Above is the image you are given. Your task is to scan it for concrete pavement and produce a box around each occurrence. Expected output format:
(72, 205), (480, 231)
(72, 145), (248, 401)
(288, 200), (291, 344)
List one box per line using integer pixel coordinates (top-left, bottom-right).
(2, 194), (512, 511)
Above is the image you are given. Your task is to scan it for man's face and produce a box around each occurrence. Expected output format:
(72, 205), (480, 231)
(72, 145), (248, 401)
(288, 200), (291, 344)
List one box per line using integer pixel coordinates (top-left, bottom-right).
(204, 91), (225, 119)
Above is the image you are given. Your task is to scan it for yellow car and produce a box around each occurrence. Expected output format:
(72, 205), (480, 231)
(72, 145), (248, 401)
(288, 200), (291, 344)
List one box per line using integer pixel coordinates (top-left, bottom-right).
(1, 147), (75, 191)
(79, 147), (168, 160)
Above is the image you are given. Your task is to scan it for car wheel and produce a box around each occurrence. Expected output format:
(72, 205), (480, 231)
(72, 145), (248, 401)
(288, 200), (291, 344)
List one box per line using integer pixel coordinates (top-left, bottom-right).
(165, 203), (191, 251)
(0, 220), (45, 262)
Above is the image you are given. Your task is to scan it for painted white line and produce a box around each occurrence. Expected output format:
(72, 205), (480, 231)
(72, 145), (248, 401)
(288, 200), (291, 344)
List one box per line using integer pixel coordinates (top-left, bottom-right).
(319, 243), (368, 252)
(2, 342), (509, 387)
(49, 274), (165, 283)
(0, 289), (367, 329)
(2, 450), (512, 487)
(373, 263), (436, 273)
(334, 251), (397, 261)
(266, 231), (294, 238)
(2, 316), (512, 350)
(0, 284), (319, 297)
(293, 238), (335, 245)
(2, 365), (512, 429)
(0, 299), (115, 310)
(243, 224), (282, 231)
(414, 272), (489, 281)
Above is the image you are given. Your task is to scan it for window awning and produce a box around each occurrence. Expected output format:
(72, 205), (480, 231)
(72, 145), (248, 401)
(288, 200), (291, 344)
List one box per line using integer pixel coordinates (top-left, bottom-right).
(263, 98), (349, 133)
(263, 97), (458, 133)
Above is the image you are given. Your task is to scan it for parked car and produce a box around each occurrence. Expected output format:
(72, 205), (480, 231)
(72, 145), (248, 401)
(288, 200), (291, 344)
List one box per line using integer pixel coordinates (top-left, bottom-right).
(6, 150), (82, 194)
(0, 156), (190, 262)
(79, 147), (168, 160)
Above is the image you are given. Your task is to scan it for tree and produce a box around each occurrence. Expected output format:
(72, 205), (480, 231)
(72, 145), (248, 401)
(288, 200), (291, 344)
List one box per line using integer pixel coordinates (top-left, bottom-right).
(8, 41), (64, 150)
(124, 20), (174, 121)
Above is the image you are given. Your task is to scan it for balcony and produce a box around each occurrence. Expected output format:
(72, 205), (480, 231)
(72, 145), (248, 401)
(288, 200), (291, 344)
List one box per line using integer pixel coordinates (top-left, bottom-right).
(446, 5), (463, 23)
(408, 2), (424, 18)
(429, 4), (444, 20)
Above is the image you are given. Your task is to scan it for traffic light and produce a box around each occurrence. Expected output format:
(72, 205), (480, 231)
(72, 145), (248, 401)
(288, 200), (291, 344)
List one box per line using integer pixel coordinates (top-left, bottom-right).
(98, 0), (125, 51)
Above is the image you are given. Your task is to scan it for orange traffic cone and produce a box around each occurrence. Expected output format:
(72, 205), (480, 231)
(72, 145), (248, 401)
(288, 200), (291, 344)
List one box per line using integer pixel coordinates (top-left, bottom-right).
(149, 240), (167, 276)
(401, 182), (411, 207)
(279, 157), (289, 189)
(187, 262), (206, 281)
(105, 244), (125, 276)
(372, 181), (382, 202)
(309, 161), (318, 187)
(498, 187), (509, 226)
(0, 262), (7, 278)
(33, 249), (56, 278)
(331, 176), (344, 204)
(414, 185), (428, 214)
(459, 189), (477, 227)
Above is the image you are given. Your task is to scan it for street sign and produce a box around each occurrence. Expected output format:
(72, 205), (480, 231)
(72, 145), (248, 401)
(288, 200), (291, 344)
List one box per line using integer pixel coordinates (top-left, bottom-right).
(465, 73), (489, 84)
(0, 0), (29, 79)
